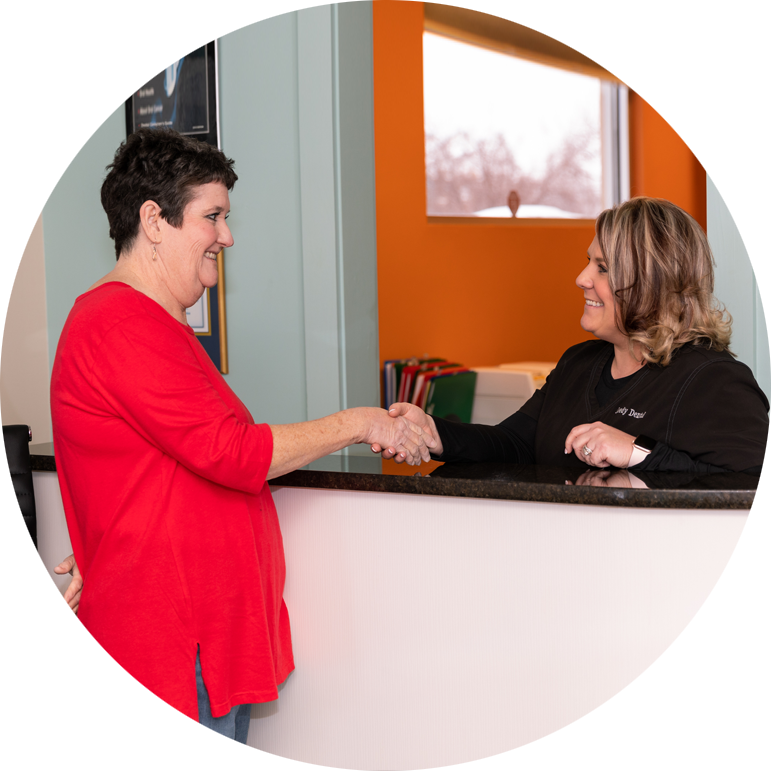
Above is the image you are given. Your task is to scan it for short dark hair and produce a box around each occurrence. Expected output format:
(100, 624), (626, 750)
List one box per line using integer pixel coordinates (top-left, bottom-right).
(100, 128), (238, 258)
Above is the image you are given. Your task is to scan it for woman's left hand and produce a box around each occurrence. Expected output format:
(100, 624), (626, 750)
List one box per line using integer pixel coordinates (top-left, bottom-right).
(53, 554), (83, 614)
(564, 421), (635, 468)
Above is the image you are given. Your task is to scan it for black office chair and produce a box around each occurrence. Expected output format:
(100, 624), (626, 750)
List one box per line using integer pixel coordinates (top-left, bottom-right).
(0, 426), (78, 660)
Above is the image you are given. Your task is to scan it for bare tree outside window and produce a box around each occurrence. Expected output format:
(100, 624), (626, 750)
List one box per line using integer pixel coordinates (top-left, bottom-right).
(426, 129), (601, 217)
(423, 32), (607, 219)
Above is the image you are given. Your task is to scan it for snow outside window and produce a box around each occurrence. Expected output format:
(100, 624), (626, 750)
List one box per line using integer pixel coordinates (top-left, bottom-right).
(423, 31), (628, 220)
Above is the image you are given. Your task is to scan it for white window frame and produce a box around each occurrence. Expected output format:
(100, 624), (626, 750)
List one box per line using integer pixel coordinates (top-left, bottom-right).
(601, 81), (630, 209)
(423, 44), (629, 219)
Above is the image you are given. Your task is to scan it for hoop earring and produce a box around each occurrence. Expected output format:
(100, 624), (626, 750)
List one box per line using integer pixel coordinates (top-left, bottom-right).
(152, 244), (158, 261)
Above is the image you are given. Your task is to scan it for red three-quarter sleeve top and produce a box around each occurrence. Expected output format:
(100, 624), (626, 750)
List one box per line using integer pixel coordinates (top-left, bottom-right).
(51, 282), (294, 720)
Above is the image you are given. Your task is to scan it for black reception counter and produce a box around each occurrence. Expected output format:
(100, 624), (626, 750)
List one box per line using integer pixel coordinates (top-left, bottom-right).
(31, 443), (757, 510)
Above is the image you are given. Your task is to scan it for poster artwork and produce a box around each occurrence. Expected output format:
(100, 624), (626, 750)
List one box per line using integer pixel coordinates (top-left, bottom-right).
(130, 0), (210, 134)
(126, 42), (226, 373)
(186, 287), (210, 335)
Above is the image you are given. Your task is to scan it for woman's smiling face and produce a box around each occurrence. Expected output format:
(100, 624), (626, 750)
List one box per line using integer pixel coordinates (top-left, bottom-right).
(576, 235), (625, 346)
(157, 181), (234, 309)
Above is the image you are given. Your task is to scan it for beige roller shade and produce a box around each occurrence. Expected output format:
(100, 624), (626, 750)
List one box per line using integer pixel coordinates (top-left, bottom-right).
(424, 0), (644, 88)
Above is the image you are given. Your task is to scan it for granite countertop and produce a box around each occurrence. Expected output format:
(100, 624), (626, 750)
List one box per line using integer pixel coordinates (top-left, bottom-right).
(31, 443), (758, 510)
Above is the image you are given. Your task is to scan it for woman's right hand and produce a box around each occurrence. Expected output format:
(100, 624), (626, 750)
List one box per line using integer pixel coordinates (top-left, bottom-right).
(269, 406), (439, 478)
(360, 406), (438, 465)
(53, 554), (82, 614)
(370, 403), (443, 462)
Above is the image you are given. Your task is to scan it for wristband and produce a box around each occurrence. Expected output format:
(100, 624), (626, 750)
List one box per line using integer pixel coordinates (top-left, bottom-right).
(628, 435), (657, 468)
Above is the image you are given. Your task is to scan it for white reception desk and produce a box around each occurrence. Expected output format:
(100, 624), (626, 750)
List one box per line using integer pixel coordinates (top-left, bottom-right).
(13, 457), (771, 771)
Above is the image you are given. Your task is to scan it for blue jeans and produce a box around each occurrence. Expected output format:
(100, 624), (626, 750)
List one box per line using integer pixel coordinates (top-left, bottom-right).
(122, 656), (252, 771)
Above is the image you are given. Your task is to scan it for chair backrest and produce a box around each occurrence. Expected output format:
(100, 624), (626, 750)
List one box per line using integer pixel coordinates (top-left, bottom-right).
(0, 426), (43, 592)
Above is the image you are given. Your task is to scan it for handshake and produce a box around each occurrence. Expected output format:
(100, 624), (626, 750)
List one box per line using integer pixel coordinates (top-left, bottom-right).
(365, 402), (444, 465)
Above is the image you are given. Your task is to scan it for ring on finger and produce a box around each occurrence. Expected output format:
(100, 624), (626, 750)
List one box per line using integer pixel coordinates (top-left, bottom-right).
(582, 445), (593, 457)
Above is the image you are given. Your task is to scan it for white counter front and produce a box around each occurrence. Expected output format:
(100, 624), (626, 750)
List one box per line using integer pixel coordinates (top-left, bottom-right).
(13, 472), (771, 771)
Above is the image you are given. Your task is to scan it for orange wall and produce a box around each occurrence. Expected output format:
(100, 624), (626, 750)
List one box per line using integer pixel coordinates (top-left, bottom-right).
(629, 0), (707, 228)
(372, 1), (706, 372)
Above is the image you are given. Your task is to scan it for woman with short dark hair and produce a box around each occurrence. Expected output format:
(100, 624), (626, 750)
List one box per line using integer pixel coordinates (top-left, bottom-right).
(379, 197), (768, 474)
(51, 128), (435, 744)
(100, 128), (239, 258)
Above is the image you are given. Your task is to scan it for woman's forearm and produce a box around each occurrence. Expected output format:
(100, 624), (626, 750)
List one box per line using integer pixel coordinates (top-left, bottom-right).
(632, 442), (730, 474)
(268, 409), (367, 479)
(432, 412), (537, 464)
(268, 407), (434, 479)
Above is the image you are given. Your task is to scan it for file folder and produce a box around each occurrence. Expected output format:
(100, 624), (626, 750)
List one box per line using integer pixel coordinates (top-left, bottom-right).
(425, 370), (478, 423)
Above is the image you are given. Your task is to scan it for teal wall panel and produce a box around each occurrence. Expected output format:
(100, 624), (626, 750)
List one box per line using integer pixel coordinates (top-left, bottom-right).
(705, 0), (755, 368)
(295, 1), (380, 429)
(705, 0), (771, 394)
(37, 0), (126, 368)
(752, 0), (771, 402)
(38, 0), (379, 423)
(298, 5), (343, 421)
(218, 13), (309, 424)
(337, 1), (380, 415)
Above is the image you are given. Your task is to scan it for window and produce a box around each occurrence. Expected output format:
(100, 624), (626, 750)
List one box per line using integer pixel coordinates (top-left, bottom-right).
(422, 9), (628, 220)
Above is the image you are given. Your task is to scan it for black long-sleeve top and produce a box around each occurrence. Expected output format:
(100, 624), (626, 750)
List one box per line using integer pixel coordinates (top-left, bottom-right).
(432, 340), (769, 474)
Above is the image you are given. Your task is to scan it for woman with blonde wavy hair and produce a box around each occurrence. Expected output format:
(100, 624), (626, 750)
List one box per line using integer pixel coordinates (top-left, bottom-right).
(599, 197), (732, 366)
(377, 197), (768, 474)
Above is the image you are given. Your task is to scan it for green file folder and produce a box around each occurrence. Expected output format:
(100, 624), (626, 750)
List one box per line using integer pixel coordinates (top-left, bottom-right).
(425, 370), (478, 424)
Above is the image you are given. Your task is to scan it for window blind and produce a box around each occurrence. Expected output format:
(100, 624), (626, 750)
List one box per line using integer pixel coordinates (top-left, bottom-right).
(424, 0), (642, 88)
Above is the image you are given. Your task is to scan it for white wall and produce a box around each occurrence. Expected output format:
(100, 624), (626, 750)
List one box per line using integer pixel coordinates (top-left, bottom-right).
(0, 50), (51, 770)
(0, 51), (51, 442)
(0, 661), (15, 771)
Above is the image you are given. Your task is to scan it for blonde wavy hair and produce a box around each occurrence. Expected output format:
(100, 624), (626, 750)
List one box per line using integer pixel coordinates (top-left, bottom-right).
(596, 197), (732, 366)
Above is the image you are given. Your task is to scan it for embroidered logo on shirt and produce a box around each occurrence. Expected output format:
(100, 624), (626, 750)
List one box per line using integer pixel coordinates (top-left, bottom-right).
(616, 407), (647, 419)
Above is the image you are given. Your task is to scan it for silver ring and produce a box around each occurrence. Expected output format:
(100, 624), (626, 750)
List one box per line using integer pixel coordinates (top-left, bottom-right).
(582, 445), (592, 457)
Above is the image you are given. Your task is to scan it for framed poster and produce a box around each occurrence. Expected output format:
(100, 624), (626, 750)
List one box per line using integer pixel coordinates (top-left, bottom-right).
(125, 41), (229, 373)
(123, 0), (219, 147)
(185, 251), (229, 373)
